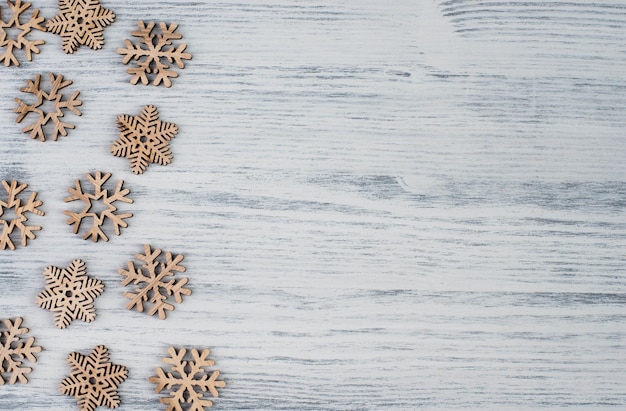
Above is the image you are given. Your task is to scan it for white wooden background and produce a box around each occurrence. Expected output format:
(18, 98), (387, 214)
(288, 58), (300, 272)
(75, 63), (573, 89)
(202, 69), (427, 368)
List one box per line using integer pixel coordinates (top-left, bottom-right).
(1, 0), (626, 409)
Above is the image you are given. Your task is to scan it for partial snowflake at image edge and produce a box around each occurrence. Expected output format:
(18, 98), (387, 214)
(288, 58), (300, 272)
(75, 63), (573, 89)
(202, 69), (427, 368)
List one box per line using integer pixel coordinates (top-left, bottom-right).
(150, 347), (226, 410)
(46, 0), (116, 54)
(36, 259), (105, 329)
(111, 105), (179, 174)
(0, 180), (45, 250)
(64, 171), (133, 242)
(0, 317), (42, 385)
(118, 21), (192, 87)
(14, 72), (83, 142)
(0, 0), (45, 67)
(119, 244), (190, 320)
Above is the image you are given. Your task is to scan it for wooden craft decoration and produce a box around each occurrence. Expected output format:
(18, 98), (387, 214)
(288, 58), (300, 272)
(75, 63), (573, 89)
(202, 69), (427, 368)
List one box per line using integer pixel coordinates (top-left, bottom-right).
(119, 244), (190, 320)
(149, 347), (226, 410)
(0, 0), (45, 67)
(0, 180), (44, 250)
(64, 171), (133, 242)
(14, 72), (83, 142)
(60, 345), (128, 411)
(111, 105), (179, 174)
(36, 259), (105, 329)
(118, 21), (192, 87)
(0, 317), (42, 385)
(46, 0), (115, 54)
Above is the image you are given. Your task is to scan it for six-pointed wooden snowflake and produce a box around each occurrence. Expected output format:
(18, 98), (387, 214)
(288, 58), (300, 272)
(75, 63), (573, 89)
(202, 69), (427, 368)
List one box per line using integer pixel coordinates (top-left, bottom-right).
(36, 259), (105, 329)
(60, 345), (128, 411)
(0, 317), (42, 385)
(0, 0), (45, 67)
(150, 347), (226, 410)
(111, 105), (179, 174)
(119, 244), (190, 320)
(14, 72), (83, 142)
(47, 0), (115, 54)
(118, 21), (192, 87)
(0, 179), (44, 250)
(64, 171), (134, 242)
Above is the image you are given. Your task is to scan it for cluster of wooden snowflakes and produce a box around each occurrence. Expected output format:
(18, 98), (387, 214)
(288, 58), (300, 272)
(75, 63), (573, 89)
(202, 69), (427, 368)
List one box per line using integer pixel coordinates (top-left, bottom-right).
(1, 1), (227, 410)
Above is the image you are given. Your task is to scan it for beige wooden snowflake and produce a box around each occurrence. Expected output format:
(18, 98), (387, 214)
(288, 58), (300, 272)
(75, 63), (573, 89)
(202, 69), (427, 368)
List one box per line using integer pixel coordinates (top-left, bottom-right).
(14, 72), (83, 142)
(150, 347), (226, 410)
(119, 244), (190, 320)
(111, 105), (179, 174)
(0, 0), (45, 67)
(0, 317), (42, 385)
(47, 0), (115, 54)
(0, 180), (44, 250)
(60, 345), (128, 411)
(118, 21), (192, 87)
(36, 259), (104, 329)
(64, 171), (133, 242)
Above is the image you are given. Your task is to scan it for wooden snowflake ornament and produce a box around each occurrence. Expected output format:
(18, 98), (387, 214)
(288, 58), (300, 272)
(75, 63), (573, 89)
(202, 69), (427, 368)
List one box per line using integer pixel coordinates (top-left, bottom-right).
(119, 244), (190, 320)
(47, 0), (115, 54)
(36, 259), (104, 329)
(64, 171), (133, 242)
(111, 105), (179, 174)
(0, 317), (42, 385)
(118, 21), (192, 87)
(0, 180), (44, 250)
(60, 345), (128, 411)
(14, 72), (83, 142)
(0, 0), (45, 67)
(150, 347), (226, 410)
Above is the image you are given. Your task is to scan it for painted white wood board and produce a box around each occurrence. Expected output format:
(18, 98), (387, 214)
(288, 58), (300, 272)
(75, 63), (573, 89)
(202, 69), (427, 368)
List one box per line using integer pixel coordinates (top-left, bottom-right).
(1, 0), (625, 409)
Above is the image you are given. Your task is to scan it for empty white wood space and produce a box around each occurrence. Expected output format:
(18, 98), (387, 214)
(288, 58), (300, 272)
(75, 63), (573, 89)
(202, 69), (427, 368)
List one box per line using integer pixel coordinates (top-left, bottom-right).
(1, 0), (625, 410)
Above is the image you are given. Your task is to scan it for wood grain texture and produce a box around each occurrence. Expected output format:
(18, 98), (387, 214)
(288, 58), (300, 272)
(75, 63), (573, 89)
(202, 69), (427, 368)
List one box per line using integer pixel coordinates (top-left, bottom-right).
(1, 0), (625, 409)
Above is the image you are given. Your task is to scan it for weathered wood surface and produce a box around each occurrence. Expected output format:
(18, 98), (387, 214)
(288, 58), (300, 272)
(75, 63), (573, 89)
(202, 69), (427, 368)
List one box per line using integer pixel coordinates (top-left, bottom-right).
(1, 0), (625, 409)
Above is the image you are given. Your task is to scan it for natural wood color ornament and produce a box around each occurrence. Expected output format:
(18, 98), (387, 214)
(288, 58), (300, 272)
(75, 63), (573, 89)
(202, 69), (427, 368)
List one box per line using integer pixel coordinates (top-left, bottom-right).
(118, 21), (192, 87)
(46, 0), (115, 54)
(111, 105), (179, 174)
(150, 347), (226, 410)
(36, 259), (104, 329)
(60, 345), (128, 411)
(0, 0), (45, 67)
(0, 180), (44, 250)
(14, 72), (83, 142)
(119, 244), (190, 320)
(0, 317), (42, 385)
(64, 171), (133, 242)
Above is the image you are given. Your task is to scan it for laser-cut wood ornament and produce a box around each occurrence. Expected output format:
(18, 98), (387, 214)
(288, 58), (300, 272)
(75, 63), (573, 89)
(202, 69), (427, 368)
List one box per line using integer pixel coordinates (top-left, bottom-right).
(36, 259), (104, 329)
(64, 171), (133, 242)
(149, 347), (226, 410)
(0, 179), (44, 250)
(118, 21), (192, 87)
(111, 105), (179, 174)
(0, 0), (45, 67)
(119, 244), (190, 320)
(14, 72), (83, 142)
(47, 0), (115, 54)
(60, 345), (128, 411)
(0, 317), (42, 385)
